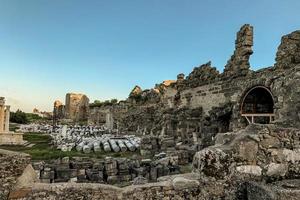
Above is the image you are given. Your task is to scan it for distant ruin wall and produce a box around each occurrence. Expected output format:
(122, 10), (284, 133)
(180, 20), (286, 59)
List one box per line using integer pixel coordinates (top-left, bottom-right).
(64, 93), (90, 122)
(88, 106), (108, 125)
(53, 100), (65, 120)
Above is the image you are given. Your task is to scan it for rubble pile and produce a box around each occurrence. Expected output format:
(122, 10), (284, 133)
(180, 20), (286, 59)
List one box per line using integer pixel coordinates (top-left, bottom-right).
(19, 124), (53, 133)
(140, 135), (160, 156)
(49, 125), (141, 153)
(192, 124), (300, 181)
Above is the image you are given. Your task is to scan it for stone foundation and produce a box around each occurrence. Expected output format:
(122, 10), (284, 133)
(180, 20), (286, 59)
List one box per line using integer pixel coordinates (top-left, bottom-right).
(0, 132), (24, 145)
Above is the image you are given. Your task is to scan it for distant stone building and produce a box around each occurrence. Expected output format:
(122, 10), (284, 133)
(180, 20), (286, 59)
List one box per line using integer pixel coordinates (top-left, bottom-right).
(53, 93), (89, 123)
(53, 100), (65, 120)
(33, 108), (53, 118)
(88, 101), (128, 129)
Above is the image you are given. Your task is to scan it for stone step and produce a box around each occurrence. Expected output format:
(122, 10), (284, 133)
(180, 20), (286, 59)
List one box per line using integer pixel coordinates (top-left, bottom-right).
(26, 143), (35, 147)
(23, 142), (35, 147)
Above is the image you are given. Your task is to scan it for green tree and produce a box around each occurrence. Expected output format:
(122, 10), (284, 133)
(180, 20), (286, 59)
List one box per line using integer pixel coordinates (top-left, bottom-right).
(110, 99), (118, 104)
(89, 100), (104, 108)
(10, 109), (29, 124)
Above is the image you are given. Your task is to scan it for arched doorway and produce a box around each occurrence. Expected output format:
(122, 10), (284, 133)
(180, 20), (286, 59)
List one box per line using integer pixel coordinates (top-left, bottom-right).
(241, 86), (275, 124)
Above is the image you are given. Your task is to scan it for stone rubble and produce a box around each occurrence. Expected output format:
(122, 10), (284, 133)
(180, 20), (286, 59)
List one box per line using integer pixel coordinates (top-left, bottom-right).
(31, 155), (181, 185)
(28, 124), (142, 153)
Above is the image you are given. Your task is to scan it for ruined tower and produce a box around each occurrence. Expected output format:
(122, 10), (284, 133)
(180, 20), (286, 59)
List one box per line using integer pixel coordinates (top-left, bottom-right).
(65, 93), (90, 122)
(223, 24), (253, 77)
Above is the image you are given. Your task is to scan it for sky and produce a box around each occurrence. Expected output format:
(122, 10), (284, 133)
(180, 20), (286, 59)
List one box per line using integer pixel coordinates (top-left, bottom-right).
(0, 0), (299, 112)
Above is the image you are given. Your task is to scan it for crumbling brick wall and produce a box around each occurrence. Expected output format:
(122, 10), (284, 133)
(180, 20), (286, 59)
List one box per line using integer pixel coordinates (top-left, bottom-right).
(106, 25), (300, 141)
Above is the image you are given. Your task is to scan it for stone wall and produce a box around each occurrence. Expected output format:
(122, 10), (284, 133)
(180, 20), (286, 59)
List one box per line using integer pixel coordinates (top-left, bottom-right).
(8, 173), (300, 200)
(53, 100), (65, 120)
(0, 149), (31, 200)
(95, 25), (300, 149)
(54, 25), (299, 139)
(9, 179), (222, 200)
(88, 106), (108, 125)
(179, 80), (226, 114)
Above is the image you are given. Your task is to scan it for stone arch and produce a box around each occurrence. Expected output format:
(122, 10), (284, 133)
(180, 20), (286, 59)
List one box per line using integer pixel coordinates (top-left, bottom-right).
(240, 85), (275, 124)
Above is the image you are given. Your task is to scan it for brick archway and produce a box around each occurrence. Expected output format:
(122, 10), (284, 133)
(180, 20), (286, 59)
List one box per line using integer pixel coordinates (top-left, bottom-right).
(240, 86), (275, 124)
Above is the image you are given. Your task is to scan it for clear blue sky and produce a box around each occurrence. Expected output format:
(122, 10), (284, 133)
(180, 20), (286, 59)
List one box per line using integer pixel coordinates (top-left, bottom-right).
(0, 0), (299, 112)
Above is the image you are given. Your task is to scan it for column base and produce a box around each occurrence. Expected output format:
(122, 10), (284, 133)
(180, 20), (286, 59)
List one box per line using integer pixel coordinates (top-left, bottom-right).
(0, 132), (25, 145)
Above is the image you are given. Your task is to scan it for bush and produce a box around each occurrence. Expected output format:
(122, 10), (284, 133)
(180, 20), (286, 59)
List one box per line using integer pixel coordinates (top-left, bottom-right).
(110, 99), (118, 104)
(10, 110), (44, 124)
(26, 113), (43, 122)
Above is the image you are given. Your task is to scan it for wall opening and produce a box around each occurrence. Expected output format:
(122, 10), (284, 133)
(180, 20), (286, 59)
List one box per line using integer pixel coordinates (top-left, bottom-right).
(217, 112), (232, 133)
(241, 86), (275, 124)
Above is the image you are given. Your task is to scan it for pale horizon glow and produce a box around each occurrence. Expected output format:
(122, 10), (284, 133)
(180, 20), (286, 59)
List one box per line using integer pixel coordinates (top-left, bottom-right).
(0, 0), (299, 112)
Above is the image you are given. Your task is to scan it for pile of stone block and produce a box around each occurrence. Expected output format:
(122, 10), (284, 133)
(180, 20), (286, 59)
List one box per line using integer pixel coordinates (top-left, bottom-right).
(32, 155), (181, 185)
(160, 136), (175, 151)
(117, 158), (131, 182)
(86, 162), (105, 183)
(40, 167), (54, 183)
(105, 158), (119, 184)
(140, 136), (160, 156)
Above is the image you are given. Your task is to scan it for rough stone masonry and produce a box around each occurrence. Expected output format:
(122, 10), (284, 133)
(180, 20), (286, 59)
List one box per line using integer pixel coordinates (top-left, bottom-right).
(3, 24), (299, 199)
(90, 24), (300, 147)
(54, 93), (90, 123)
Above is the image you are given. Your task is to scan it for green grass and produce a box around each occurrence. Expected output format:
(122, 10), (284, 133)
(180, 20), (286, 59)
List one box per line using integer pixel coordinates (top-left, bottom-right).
(0, 132), (140, 161)
(24, 132), (52, 143)
(9, 123), (20, 132)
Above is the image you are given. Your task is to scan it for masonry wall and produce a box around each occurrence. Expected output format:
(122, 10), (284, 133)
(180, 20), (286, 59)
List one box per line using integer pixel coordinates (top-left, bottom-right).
(8, 178), (226, 200)
(86, 25), (300, 143)
(180, 82), (227, 114)
(65, 93), (90, 122)
(0, 149), (31, 200)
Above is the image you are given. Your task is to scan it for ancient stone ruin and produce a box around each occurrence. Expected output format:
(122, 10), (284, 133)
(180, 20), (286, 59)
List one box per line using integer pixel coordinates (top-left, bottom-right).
(53, 100), (65, 120)
(88, 24), (300, 148)
(53, 93), (90, 123)
(1, 24), (300, 199)
(0, 97), (24, 145)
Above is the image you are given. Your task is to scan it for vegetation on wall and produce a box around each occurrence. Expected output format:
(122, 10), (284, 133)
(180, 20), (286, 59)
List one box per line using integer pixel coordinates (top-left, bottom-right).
(89, 99), (119, 108)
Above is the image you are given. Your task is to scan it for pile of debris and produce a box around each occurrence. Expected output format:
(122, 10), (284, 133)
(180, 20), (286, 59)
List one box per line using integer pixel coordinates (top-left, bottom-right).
(19, 124), (54, 133)
(192, 124), (300, 182)
(50, 125), (141, 153)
